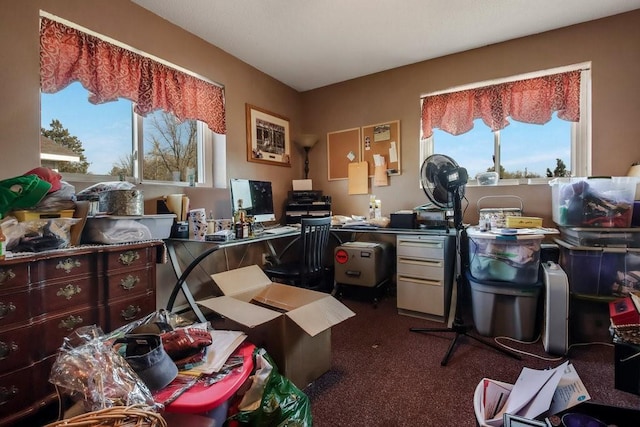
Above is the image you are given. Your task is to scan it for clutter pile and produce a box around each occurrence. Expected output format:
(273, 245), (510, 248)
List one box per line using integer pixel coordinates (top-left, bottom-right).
(0, 167), (78, 252)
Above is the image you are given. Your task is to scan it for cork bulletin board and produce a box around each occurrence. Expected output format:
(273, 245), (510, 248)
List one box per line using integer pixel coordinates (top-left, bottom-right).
(327, 127), (361, 181)
(361, 120), (401, 177)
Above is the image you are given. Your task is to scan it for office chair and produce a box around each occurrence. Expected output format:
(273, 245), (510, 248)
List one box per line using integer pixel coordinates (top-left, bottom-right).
(263, 216), (332, 290)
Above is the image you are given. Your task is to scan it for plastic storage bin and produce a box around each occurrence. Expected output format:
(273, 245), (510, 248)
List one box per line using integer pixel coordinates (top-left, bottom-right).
(83, 214), (176, 243)
(467, 271), (542, 341)
(467, 228), (543, 285)
(549, 177), (637, 227)
(559, 226), (640, 248)
(556, 239), (640, 297)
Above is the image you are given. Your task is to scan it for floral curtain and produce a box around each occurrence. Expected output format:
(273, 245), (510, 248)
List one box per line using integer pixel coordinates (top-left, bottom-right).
(421, 70), (581, 139)
(40, 17), (226, 134)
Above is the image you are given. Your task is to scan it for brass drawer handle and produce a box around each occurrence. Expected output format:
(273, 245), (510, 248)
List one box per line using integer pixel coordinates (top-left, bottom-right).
(121, 305), (141, 321)
(59, 314), (83, 331)
(0, 341), (18, 360)
(0, 302), (16, 319)
(0, 385), (18, 405)
(56, 258), (81, 274)
(120, 275), (140, 291)
(0, 269), (16, 284)
(119, 251), (140, 266)
(57, 284), (82, 300)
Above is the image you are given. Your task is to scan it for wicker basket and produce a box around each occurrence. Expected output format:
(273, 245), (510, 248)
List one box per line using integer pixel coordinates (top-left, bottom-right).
(44, 405), (167, 427)
(612, 323), (640, 345)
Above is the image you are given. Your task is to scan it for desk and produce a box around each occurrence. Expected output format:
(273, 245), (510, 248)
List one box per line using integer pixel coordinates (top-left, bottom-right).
(164, 341), (255, 414)
(165, 231), (299, 322)
(166, 226), (456, 323)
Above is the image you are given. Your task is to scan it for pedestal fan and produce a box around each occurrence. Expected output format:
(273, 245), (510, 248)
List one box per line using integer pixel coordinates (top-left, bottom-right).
(409, 154), (520, 366)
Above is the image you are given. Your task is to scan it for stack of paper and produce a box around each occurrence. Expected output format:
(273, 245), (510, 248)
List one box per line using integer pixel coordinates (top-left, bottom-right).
(181, 329), (247, 376)
(477, 361), (590, 426)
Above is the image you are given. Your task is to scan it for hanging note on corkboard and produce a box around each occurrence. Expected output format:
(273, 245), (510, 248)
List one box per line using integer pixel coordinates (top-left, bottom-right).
(327, 128), (361, 181)
(361, 120), (400, 177)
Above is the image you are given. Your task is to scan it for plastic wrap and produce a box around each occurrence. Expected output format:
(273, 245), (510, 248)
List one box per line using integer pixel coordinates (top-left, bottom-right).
(48, 325), (156, 412)
(3, 216), (80, 252)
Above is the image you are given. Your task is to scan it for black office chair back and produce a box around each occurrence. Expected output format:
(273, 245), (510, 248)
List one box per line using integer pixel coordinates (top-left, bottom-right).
(299, 216), (332, 277)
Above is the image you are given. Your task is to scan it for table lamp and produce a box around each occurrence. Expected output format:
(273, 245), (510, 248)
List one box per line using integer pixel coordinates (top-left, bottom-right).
(295, 134), (318, 179)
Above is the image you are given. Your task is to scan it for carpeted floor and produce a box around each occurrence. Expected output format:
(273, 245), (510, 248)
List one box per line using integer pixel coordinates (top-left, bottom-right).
(304, 286), (640, 426)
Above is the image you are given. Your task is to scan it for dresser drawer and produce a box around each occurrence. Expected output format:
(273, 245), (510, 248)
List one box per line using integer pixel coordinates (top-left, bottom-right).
(106, 292), (155, 331)
(0, 364), (38, 420)
(36, 253), (96, 282)
(38, 276), (100, 315)
(0, 287), (31, 327)
(106, 246), (153, 271)
(396, 235), (445, 260)
(0, 263), (28, 291)
(36, 306), (100, 358)
(397, 276), (445, 317)
(397, 256), (444, 279)
(0, 323), (35, 374)
(106, 267), (153, 300)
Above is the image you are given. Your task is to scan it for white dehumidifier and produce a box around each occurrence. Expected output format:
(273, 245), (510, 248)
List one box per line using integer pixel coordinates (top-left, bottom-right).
(541, 261), (570, 356)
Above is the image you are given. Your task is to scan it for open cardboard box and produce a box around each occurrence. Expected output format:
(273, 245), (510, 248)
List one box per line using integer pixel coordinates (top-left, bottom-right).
(197, 265), (355, 389)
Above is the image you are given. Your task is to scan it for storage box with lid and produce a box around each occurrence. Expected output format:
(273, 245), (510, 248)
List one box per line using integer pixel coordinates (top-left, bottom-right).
(556, 238), (640, 297)
(549, 177), (637, 227)
(559, 226), (640, 248)
(467, 228), (543, 285)
(82, 214), (175, 244)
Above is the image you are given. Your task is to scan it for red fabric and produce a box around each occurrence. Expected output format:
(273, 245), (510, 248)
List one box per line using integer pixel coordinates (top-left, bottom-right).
(39, 17), (226, 135)
(24, 167), (62, 193)
(421, 71), (581, 138)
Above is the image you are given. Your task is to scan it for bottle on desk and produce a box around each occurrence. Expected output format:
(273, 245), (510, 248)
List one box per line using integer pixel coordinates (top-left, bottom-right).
(235, 199), (249, 239)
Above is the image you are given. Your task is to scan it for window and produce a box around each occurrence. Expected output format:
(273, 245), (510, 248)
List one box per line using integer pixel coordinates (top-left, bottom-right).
(39, 13), (226, 186)
(420, 64), (591, 184)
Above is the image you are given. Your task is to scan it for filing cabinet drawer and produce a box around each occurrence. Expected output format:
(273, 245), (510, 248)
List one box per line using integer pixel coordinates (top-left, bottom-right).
(396, 277), (445, 317)
(397, 257), (444, 280)
(396, 236), (445, 260)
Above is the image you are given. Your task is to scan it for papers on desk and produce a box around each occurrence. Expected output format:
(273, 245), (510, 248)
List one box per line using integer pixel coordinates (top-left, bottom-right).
(181, 329), (247, 375)
(477, 362), (590, 426)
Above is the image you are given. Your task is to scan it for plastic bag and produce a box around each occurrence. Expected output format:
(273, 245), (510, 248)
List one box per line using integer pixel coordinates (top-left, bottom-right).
(48, 325), (156, 412)
(229, 347), (312, 427)
(7, 217), (80, 252)
(76, 181), (135, 200)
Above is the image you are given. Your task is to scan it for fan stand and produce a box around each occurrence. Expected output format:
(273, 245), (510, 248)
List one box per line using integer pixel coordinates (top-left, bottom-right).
(409, 188), (522, 366)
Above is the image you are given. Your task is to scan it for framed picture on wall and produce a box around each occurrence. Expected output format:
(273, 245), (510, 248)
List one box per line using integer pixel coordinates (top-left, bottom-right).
(245, 103), (291, 167)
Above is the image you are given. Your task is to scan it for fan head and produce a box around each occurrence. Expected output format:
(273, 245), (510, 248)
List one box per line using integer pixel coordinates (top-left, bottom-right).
(420, 154), (468, 208)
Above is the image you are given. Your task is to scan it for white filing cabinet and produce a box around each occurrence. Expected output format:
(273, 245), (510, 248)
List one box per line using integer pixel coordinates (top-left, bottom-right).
(396, 233), (455, 322)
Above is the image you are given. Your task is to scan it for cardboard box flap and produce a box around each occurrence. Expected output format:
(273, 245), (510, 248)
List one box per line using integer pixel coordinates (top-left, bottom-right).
(197, 295), (281, 327)
(211, 265), (272, 297)
(286, 296), (356, 337)
(251, 282), (327, 312)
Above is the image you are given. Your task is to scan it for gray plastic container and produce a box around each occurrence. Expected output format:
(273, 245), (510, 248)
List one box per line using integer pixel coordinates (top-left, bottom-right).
(467, 271), (541, 341)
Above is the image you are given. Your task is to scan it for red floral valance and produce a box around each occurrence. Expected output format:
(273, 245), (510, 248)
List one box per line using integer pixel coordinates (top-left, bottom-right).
(40, 17), (226, 134)
(421, 71), (581, 138)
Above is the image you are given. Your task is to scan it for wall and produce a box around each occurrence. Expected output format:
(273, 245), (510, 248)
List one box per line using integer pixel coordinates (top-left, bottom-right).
(301, 10), (640, 226)
(0, 0), (304, 220)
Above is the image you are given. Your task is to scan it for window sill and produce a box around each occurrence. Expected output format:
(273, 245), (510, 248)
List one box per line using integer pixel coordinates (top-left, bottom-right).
(466, 178), (554, 187)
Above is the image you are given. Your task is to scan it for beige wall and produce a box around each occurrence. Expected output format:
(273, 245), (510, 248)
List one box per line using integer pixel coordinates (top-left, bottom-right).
(0, 0), (304, 220)
(1, 3), (639, 226)
(301, 10), (640, 226)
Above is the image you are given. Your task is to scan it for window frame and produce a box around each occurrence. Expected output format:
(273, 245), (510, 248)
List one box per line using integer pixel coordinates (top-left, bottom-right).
(419, 63), (591, 186)
(39, 11), (226, 188)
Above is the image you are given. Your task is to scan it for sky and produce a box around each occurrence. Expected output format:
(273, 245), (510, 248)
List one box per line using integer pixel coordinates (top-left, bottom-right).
(41, 82), (133, 175)
(41, 81), (572, 178)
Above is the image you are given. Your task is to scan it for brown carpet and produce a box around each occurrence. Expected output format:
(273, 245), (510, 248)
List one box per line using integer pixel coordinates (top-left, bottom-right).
(303, 287), (640, 426)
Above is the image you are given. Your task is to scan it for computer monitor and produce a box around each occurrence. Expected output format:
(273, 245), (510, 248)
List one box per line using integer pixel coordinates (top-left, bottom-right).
(230, 178), (276, 223)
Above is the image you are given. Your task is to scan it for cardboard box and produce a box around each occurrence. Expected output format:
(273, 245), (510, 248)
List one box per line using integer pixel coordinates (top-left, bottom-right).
(609, 296), (640, 326)
(198, 265), (355, 389)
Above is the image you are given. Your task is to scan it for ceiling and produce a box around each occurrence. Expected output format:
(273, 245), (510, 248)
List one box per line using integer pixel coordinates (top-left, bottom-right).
(132, 0), (640, 92)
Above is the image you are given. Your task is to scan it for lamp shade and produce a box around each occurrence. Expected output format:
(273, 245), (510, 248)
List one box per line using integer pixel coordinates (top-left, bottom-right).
(627, 163), (640, 177)
(295, 134), (319, 148)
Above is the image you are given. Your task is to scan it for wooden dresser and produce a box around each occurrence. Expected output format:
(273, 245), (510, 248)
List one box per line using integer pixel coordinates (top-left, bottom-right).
(0, 241), (163, 426)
